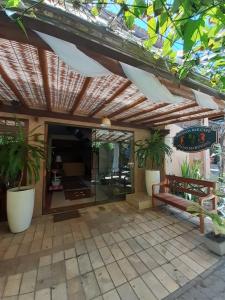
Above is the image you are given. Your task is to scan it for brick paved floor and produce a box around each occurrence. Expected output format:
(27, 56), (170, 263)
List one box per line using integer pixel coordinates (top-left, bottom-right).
(0, 201), (220, 299)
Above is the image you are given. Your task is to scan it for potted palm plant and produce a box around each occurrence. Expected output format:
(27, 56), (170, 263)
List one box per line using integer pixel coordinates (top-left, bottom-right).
(135, 131), (172, 196)
(188, 203), (225, 255)
(0, 121), (45, 233)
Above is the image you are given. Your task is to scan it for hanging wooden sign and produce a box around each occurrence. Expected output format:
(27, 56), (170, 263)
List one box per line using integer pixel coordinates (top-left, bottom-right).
(173, 126), (217, 152)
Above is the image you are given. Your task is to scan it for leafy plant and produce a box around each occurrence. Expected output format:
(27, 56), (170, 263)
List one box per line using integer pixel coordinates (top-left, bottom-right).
(180, 159), (203, 201)
(187, 202), (225, 236)
(0, 121), (45, 189)
(181, 159), (202, 180)
(135, 131), (172, 170)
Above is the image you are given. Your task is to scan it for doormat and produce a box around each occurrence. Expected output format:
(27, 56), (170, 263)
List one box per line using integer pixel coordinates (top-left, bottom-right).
(65, 188), (92, 201)
(53, 210), (81, 222)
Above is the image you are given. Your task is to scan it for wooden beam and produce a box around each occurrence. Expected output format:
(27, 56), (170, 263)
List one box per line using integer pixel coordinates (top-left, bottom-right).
(38, 49), (51, 111)
(151, 108), (212, 125)
(0, 65), (28, 108)
(117, 103), (168, 122)
(137, 102), (197, 124)
(70, 77), (92, 114)
(107, 96), (146, 119)
(89, 80), (132, 117)
(0, 104), (148, 129)
(152, 112), (225, 127)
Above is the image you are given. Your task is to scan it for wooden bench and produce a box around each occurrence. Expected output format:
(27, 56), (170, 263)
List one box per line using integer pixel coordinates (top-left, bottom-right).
(152, 175), (217, 233)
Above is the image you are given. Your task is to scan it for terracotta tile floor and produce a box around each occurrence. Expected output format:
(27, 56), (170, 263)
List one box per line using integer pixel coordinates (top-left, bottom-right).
(0, 201), (219, 300)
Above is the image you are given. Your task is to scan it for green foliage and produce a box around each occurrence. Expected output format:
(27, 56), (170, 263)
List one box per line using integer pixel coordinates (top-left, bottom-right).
(180, 159), (203, 201)
(0, 121), (45, 189)
(86, 0), (225, 91)
(135, 131), (172, 170)
(181, 159), (202, 180)
(187, 202), (225, 236)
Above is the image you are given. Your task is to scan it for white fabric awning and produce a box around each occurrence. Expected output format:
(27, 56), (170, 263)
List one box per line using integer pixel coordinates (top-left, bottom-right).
(192, 90), (219, 110)
(36, 31), (111, 77)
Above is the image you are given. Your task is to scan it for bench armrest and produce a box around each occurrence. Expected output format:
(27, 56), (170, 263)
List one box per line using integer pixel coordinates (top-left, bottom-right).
(199, 193), (217, 210)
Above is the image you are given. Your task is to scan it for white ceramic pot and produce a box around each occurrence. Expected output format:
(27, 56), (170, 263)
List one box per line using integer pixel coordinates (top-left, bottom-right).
(7, 186), (35, 233)
(145, 170), (160, 196)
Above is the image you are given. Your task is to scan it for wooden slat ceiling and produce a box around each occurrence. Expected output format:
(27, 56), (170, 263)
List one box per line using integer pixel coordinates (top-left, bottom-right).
(0, 37), (224, 127)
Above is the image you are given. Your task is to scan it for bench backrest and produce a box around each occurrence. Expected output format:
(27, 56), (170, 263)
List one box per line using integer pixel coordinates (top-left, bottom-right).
(165, 175), (216, 197)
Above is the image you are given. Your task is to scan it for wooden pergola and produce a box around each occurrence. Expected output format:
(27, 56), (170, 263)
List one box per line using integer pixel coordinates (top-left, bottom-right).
(0, 3), (224, 129)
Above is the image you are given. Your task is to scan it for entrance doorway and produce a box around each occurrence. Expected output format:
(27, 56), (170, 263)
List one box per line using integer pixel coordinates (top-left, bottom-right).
(45, 123), (134, 213)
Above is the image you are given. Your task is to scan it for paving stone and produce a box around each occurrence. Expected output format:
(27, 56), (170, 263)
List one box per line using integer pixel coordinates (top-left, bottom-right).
(117, 282), (138, 300)
(142, 271), (169, 300)
(85, 238), (97, 252)
(64, 248), (76, 260)
(137, 250), (158, 270)
(89, 250), (104, 269)
(134, 236), (151, 249)
(103, 289), (120, 300)
(118, 228), (132, 240)
(4, 273), (22, 297)
(95, 266), (114, 293)
(67, 277), (85, 300)
(0, 276), (6, 298)
(52, 251), (64, 263)
(102, 233), (116, 246)
(65, 258), (79, 280)
(152, 266), (179, 293)
(179, 254), (205, 274)
(117, 258), (138, 281)
(128, 254), (149, 275)
(146, 247), (167, 265)
(130, 277), (157, 300)
(171, 258), (198, 280)
(78, 253), (92, 274)
(94, 235), (106, 248)
(52, 282), (68, 300)
(110, 243), (125, 260)
(75, 240), (87, 255)
(39, 255), (51, 267)
(99, 247), (115, 264)
(126, 238), (143, 253)
(20, 270), (37, 294)
(110, 231), (123, 243)
(162, 263), (189, 287)
(154, 244), (175, 261)
(81, 271), (101, 300)
(18, 292), (34, 300)
(106, 262), (127, 287)
(118, 241), (134, 256)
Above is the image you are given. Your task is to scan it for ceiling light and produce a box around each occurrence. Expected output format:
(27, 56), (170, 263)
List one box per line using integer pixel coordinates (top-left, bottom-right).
(101, 117), (111, 128)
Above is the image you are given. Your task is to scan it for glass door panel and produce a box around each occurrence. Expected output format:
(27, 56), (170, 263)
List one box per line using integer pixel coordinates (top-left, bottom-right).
(93, 129), (134, 203)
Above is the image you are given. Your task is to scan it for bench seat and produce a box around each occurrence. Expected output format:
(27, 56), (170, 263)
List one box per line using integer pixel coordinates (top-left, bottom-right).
(154, 193), (190, 211)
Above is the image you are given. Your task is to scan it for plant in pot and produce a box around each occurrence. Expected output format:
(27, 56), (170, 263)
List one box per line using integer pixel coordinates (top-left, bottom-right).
(0, 121), (45, 233)
(187, 202), (225, 256)
(135, 131), (172, 196)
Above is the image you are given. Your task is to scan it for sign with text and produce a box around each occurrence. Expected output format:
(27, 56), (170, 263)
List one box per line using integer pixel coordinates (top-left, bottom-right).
(173, 126), (217, 152)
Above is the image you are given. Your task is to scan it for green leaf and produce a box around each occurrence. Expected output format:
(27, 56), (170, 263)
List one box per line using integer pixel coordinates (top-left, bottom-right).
(4, 0), (20, 8)
(124, 10), (135, 29)
(183, 19), (203, 52)
(91, 7), (99, 16)
(16, 18), (28, 39)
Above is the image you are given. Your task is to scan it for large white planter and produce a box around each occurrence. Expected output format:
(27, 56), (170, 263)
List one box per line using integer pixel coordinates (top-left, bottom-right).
(7, 186), (35, 233)
(145, 170), (160, 196)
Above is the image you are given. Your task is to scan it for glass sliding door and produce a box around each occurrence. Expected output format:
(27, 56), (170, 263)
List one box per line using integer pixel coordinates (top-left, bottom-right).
(93, 129), (134, 203)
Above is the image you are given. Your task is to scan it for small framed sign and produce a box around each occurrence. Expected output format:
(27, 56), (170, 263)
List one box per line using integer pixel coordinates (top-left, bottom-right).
(173, 126), (217, 152)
